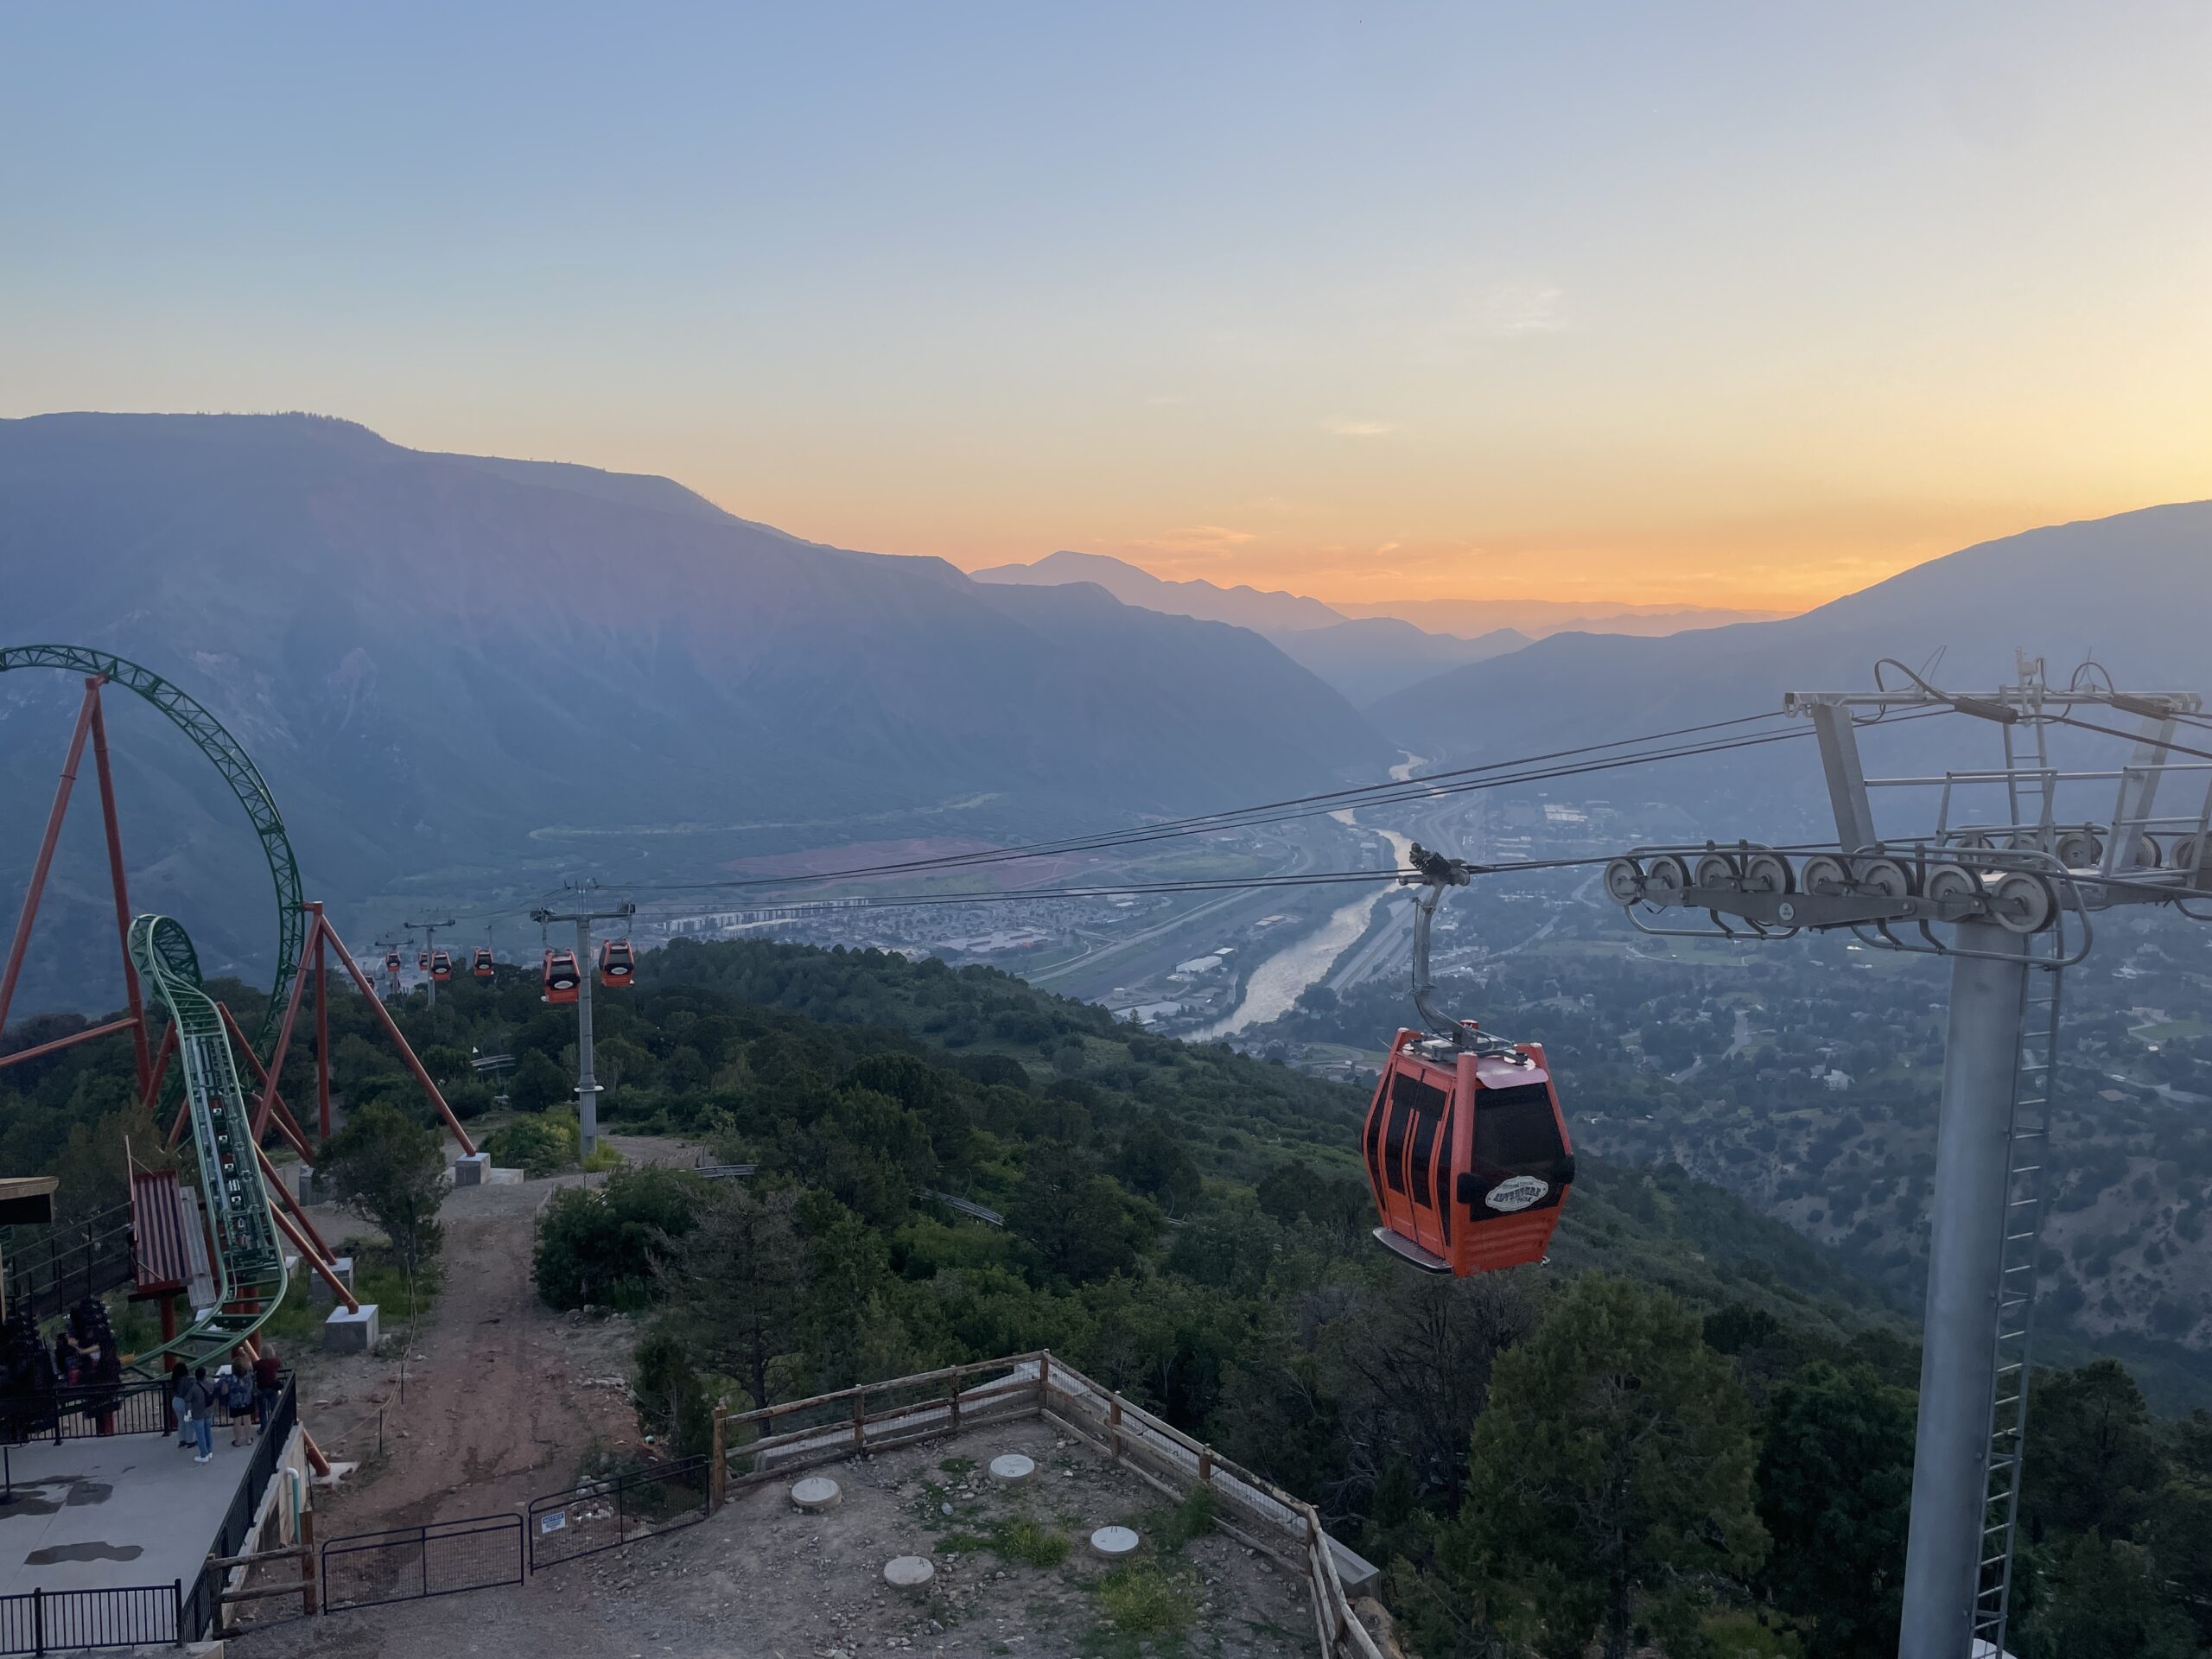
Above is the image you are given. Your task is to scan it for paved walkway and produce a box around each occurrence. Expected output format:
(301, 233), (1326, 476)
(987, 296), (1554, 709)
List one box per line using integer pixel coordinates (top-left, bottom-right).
(0, 1427), (259, 1595)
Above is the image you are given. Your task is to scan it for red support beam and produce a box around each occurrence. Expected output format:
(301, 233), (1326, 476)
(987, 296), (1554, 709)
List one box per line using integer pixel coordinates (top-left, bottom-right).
(0, 1015), (137, 1071)
(319, 920), (478, 1156)
(250, 914), (316, 1144)
(312, 905), (332, 1141)
(252, 1141), (354, 1309)
(0, 683), (99, 1039)
(86, 679), (154, 1098)
(219, 1002), (315, 1165)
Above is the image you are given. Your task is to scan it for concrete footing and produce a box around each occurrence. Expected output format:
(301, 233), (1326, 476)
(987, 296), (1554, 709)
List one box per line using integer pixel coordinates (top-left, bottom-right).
(884, 1556), (935, 1595)
(322, 1303), (380, 1353)
(988, 1453), (1036, 1485)
(1090, 1526), (1140, 1560)
(791, 1477), (842, 1512)
(452, 1152), (490, 1187)
(308, 1256), (355, 1305)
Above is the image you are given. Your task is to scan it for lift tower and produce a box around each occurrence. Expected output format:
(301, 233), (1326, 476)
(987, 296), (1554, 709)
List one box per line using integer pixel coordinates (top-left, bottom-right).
(1599, 658), (2209, 1659)
(531, 899), (636, 1157)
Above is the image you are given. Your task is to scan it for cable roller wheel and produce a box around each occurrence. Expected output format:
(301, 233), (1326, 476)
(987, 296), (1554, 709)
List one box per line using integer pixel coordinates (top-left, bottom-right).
(1602, 857), (1645, 906)
(1856, 856), (1915, 899)
(1923, 864), (1981, 908)
(1990, 872), (2057, 934)
(1692, 851), (1739, 889)
(2055, 830), (2103, 868)
(1799, 854), (1852, 896)
(1641, 854), (1689, 904)
(1740, 851), (1793, 895)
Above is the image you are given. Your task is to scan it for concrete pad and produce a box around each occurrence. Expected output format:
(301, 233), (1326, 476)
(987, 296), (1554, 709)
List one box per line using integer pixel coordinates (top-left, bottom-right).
(988, 1453), (1035, 1484)
(0, 1430), (257, 1598)
(295, 1165), (320, 1206)
(1090, 1525), (1141, 1559)
(322, 1304), (380, 1353)
(487, 1166), (524, 1185)
(790, 1477), (841, 1512)
(883, 1555), (934, 1595)
(451, 1152), (490, 1187)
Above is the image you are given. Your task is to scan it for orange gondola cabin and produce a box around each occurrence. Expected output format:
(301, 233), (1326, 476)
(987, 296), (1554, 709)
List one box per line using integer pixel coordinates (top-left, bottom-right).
(384, 949), (404, 975)
(471, 948), (496, 982)
(1362, 1027), (1574, 1274)
(1359, 842), (1575, 1275)
(597, 938), (636, 988)
(542, 948), (582, 1005)
(429, 949), (454, 982)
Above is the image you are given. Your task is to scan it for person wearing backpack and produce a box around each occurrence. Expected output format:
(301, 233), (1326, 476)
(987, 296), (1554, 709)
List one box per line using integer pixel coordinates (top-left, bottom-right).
(180, 1366), (215, 1463)
(224, 1362), (256, 1446)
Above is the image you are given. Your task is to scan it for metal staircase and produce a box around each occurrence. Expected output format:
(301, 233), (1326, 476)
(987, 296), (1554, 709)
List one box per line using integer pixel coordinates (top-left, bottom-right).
(1972, 961), (2064, 1655)
(124, 914), (289, 1375)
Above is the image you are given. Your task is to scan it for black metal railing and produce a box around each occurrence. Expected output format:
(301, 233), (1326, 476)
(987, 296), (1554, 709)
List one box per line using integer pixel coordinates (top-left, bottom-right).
(525, 1457), (709, 1571)
(0, 1581), (183, 1655)
(0, 1204), (137, 1327)
(3, 1372), (281, 1447)
(180, 1374), (296, 1643)
(321, 1513), (524, 1611)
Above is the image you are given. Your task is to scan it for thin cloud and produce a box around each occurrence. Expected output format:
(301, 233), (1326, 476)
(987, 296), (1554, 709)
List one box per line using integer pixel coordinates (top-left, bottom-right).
(1461, 283), (1568, 337)
(1132, 524), (1258, 552)
(1326, 419), (1398, 437)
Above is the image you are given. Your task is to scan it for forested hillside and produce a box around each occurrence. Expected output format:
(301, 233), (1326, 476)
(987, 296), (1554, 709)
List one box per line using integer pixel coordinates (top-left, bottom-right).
(5, 938), (2207, 1656)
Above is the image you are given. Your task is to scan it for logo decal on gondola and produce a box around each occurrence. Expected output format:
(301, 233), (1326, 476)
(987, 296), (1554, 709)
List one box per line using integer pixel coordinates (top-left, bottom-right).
(1484, 1176), (1549, 1212)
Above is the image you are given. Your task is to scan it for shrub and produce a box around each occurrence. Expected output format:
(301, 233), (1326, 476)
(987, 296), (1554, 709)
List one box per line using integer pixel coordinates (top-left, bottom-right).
(487, 1114), (580, 1177)
(1096, 1562), (1197, 1635)
(533, 1165), (706, 1310)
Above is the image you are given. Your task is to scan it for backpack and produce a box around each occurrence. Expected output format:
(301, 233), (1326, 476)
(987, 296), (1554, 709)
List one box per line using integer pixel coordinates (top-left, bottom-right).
(225, 1370), (254, 1412)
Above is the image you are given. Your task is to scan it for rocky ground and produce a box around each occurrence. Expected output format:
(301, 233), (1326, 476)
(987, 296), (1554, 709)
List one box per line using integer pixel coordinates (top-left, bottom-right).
(228, 1142), (1319, 1659)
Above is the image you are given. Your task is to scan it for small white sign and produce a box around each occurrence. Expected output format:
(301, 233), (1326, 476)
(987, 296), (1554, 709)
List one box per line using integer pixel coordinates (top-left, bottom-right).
(1484, 1176), (1549, 1213)
(538, 1511), (567, 1535)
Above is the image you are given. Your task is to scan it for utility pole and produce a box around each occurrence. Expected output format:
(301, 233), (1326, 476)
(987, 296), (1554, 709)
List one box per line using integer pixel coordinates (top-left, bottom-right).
(1599, 660), (2208, 1659)
(404, 918), (455, 1007)
(530, 900), (635, 1157)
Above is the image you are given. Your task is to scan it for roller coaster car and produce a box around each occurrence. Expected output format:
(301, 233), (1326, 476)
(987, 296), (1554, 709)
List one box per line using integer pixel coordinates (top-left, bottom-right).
(429, 949), (454, 982)
(471, 948), (495, 982)
(542, 949), (582, 1004)
(597, 938), (636, 988)
(1359, 842), (1575, 1275)
(1362, 1028), (1575, 1274)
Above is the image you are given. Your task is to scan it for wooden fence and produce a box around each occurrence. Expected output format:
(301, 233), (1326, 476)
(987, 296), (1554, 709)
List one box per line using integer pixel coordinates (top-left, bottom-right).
(715, 1351), (1383, 1659)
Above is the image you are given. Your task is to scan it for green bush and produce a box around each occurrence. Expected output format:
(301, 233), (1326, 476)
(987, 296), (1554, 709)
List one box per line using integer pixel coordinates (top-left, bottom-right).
(533, 1165), (706, 1309)
(1096, 1562), (1197, 1635)
(487, 1114), (579, 1177)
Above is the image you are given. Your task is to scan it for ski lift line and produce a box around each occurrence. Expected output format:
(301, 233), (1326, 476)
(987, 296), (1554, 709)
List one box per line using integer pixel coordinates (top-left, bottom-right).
(2048, 714), (2212, 765)
(612, 716), (1923, 899)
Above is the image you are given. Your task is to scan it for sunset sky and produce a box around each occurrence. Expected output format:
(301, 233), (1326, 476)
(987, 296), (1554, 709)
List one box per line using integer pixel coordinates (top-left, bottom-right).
(4, 3), (2209, 611)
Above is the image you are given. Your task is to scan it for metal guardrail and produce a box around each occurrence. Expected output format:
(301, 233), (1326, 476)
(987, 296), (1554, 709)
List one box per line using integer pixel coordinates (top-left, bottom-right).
(715, 1352), (1382, 1659)
(1, 1204), (137, 1327)
(181, 1374), (296, 1643)
(526, 1457), (710, 1571)
(0, 1581), (185, 1656)
(321, 1513), (524, 1611)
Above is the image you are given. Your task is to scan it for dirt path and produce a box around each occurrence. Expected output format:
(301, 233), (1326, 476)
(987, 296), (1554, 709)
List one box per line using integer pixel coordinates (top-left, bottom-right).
(223, 1136), (695, 1644)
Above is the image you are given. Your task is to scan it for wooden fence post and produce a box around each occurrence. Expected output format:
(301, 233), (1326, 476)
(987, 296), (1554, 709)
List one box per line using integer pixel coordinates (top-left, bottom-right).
(1198, 1444), (1213, 1484)
(1036, 1351), (1051, 1414)
(299, 1511), (317, 1617)
(709, 1407), (728, 1512)
(853, 1385), (868, 1455)
(1108, 1395), (1122, 1462)
(947, 1365), (962, 1434)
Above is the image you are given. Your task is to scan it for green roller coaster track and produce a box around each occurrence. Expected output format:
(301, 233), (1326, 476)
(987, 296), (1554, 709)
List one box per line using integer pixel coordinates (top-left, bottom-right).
(0, 645), (305, 1062)
(126, 914), (288, 1370)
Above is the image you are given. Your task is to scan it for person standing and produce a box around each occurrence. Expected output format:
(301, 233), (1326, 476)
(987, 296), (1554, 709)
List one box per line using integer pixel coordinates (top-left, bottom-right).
(170, 1360), (193, 1446)
(224, 1362), (255, 1446)
(251, 1344), (283, 1430)
(181, 1366), (215, 1463)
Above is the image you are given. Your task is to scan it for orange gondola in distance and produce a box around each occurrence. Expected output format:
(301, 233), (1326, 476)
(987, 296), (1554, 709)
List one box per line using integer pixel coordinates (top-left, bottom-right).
(1359, 844), (1575, 1276)
(384, 950), (403, 975)
(597, 938), (636, 988)
(429, 949), (454, 982)
(542, 948), (582, 1006)
(417, 950), (430, 971)
(471, 947), (495, 982)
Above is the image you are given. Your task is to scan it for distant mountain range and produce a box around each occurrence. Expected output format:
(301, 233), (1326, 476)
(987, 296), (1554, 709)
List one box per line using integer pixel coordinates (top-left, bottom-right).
(1367, 501), (2212, 842)
(0, 413), (1389, 1006)
(971, 550), (1785, 705)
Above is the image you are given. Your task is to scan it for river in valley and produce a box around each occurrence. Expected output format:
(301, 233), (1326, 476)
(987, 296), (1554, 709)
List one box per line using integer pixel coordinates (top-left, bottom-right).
(1196, 760), (1422, 1040)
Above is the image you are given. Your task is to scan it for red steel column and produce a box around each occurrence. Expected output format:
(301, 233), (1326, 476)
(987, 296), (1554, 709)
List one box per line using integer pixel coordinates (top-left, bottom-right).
(86, 679), (156, 1098)
(0, 684), (99, 1039)
(311, 904), (332, 1141)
